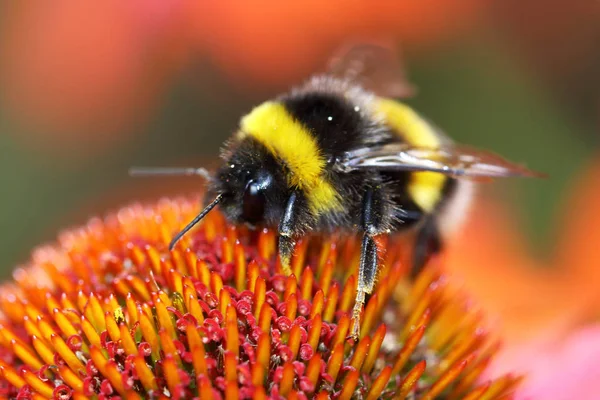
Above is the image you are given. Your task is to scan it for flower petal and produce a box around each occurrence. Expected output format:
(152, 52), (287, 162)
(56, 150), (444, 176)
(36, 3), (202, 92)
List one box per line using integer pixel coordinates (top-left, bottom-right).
(555, 158), (600, 322)
(444, 197), (576, 343)
(488, 324), (600, 400)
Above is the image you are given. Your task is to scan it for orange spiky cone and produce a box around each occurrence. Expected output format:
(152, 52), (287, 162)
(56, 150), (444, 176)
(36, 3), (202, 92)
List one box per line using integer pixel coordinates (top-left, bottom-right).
(0, 196), (518, 399)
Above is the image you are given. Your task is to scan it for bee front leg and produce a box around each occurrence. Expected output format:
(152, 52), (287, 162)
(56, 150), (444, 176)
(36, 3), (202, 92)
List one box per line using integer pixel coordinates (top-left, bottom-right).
(351, 187), (387, 339)
(278, 192), (299, 275)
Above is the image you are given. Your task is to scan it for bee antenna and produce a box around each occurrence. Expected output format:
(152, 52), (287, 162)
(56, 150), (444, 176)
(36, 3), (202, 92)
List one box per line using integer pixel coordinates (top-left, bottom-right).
(129, 167), (212, 181)
(169, 193), (223, 251)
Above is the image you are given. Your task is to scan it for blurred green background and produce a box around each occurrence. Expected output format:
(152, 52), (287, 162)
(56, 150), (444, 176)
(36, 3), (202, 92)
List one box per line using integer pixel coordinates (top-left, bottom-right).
(0, 1), (598, 278)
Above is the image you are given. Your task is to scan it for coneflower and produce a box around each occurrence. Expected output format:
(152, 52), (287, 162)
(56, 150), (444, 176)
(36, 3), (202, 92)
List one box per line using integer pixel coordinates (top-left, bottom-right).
(0, 196), (519, 399)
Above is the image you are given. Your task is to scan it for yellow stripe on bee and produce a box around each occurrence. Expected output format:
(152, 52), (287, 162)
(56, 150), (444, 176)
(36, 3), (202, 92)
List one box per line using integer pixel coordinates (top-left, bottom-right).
(238, 101), (342, 214)
(375, 98), (447, 212)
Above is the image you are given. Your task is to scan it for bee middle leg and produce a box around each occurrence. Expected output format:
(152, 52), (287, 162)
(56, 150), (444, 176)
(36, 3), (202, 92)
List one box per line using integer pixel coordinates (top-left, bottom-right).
(351, 187), (387, 339)
(278, 191), (299, 275)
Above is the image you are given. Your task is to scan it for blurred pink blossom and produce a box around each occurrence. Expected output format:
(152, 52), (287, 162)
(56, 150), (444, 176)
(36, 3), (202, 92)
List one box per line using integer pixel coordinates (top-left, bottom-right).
(487, 325), (600, 399)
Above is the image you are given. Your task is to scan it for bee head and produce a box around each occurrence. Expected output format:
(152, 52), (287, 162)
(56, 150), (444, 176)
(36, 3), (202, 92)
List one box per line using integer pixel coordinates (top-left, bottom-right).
(209, 138), (290, 228)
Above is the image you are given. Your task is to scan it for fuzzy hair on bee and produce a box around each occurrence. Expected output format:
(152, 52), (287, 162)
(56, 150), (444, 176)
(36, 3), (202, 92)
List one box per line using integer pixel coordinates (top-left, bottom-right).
(130, 43), (545, 338)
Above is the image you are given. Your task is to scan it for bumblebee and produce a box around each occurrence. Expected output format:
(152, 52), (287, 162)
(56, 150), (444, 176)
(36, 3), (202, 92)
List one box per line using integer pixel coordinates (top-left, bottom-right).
(132, 44), (544, 337)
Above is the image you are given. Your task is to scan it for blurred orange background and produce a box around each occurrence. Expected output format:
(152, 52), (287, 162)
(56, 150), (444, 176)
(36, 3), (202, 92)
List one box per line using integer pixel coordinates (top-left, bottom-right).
(1, 2), (600, 396)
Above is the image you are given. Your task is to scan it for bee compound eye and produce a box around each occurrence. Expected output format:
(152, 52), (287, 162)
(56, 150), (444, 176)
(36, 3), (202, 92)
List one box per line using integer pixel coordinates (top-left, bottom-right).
(242, 180), (266, 224)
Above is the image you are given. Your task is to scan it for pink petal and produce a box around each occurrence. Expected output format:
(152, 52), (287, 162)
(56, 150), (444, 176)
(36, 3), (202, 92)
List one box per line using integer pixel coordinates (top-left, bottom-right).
(487, 324), (600, 399)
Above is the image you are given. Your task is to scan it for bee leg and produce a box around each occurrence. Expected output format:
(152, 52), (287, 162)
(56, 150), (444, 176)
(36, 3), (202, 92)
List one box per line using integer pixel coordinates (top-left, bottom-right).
(410, 216), (442, 279)
(278, 192), (299, 275)
(351, 188), (385, 339)
(351, 233), (379, 339)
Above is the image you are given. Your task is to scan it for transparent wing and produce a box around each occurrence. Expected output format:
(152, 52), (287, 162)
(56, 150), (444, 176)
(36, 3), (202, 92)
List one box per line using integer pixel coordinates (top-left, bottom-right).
(326, 42), (416, 98)
(338, 143), (546, 180)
